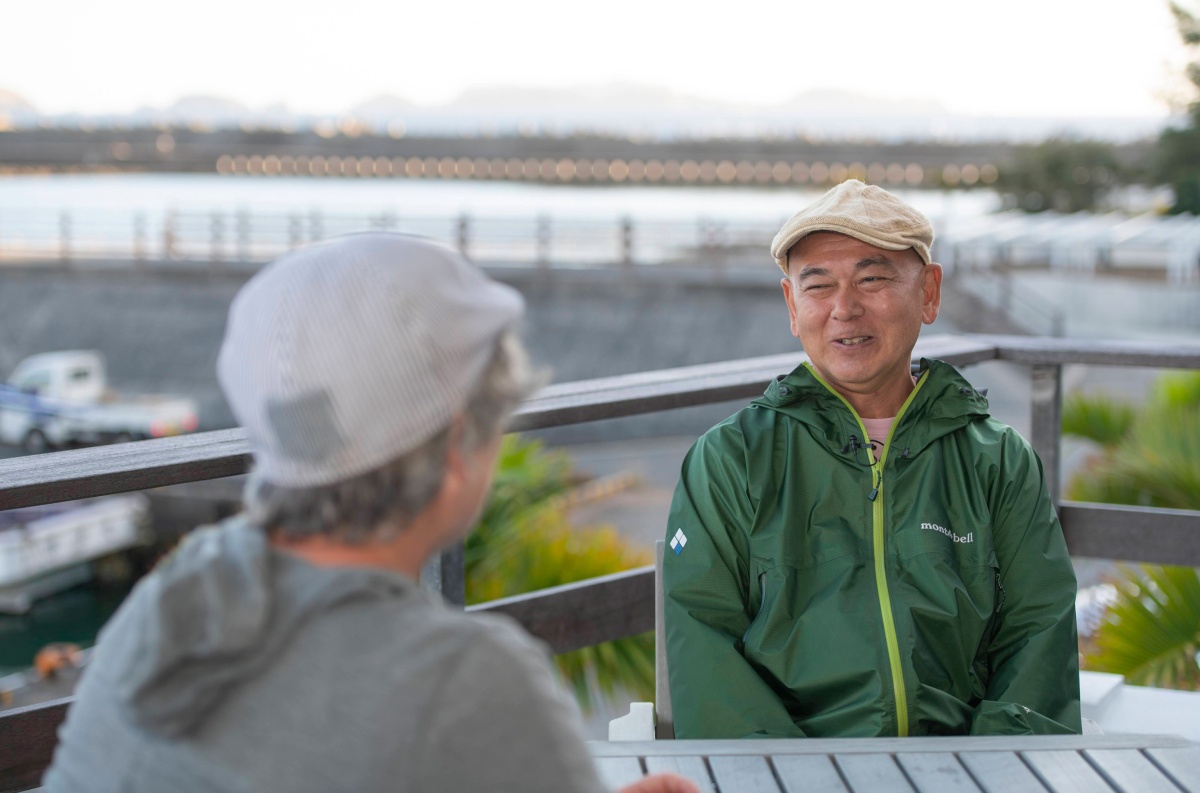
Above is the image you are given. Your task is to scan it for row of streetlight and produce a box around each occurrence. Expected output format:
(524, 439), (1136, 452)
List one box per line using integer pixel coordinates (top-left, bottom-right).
(216, 154), (1000, 187)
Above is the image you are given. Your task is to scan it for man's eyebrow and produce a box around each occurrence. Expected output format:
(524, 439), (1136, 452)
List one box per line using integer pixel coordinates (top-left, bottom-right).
(797, 256), (898, 280)
(856, 255), (898, 271)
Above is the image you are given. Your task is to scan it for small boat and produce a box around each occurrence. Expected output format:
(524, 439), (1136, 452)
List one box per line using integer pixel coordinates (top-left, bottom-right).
(0, 495), (149, 614)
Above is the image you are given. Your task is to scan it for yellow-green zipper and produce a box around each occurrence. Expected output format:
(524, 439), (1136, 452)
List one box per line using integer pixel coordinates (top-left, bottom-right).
(803, 363), (928, 737)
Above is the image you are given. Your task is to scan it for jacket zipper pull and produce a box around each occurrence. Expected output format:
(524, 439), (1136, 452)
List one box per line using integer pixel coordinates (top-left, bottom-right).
(868, 468), (880, 501)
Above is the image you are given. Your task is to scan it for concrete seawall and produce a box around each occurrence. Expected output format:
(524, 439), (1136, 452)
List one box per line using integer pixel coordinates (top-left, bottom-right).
(0, 263), (991, 443)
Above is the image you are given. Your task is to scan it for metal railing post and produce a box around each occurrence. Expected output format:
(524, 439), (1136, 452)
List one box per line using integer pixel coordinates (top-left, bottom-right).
(1029, 363), (1063, 506)
(457, 213), (470, 257)
(620, 216), (634, 267)
(210, 212), (224, 267)
(163, 209), (178, 260)
(236, 210), (251, 263)
(536, 214), (551, 268)
(133, 212), (147, 264)
(288, 214), (303, 250)
(58, 211), (71, 264)
(419, 542), (465, 608)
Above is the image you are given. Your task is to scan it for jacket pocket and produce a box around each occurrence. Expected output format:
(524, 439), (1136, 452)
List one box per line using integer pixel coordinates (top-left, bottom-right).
(971, 566), (1005, 694)
(748, 534), (859, 619)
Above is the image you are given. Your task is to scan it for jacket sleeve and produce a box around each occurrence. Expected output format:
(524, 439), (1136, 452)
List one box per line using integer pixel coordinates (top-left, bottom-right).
(971, 431), (1081, 735)
(663, 426), (804, 739)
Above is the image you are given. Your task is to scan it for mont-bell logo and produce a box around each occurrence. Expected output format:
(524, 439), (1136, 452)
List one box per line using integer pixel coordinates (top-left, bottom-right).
(670, 528), (687, 555)
(921, 521), (973, 544)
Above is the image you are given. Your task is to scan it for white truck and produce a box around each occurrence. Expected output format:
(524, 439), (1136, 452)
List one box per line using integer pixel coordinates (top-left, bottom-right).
(0, 351), (199, 453)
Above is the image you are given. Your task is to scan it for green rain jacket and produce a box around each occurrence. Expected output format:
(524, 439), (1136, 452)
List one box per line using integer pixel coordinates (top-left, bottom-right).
(664, 358), (1081, 738)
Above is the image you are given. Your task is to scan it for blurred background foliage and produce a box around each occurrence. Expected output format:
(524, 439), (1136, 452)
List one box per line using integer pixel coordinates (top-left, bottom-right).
(995, 139), (1131, 213)
(465, 435), (654, 712)
(1160, 2), (1200, 214)
(1065, 371), (1200, 688)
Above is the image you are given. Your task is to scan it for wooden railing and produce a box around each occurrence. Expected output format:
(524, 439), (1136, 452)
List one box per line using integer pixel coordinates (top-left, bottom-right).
(1, 333), (1199, 791)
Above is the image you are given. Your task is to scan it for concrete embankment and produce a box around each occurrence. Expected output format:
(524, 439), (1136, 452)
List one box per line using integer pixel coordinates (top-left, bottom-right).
(0, 262), (998, 443)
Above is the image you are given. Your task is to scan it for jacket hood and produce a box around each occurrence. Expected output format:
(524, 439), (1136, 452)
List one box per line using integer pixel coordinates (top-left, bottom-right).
(752, 357), (991, 459)
(99, 518), (414, 737)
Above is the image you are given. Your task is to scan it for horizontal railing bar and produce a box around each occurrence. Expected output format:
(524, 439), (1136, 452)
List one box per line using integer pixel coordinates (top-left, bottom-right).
(0, 335), (996, 510)
(985, 335), (1200, 368)
(1060, 501), (1200, 566)
(512, 334), (1000, 432)
(0, 429), (250, 511)
(467, 565), (655, 654)
(0, 697), (69, 793)
(1, 334), (1196, 512)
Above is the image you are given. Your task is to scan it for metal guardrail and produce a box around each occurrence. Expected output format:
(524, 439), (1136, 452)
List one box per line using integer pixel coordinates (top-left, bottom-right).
(0, 207), (781, 269)
(0, 333), (1199, 790)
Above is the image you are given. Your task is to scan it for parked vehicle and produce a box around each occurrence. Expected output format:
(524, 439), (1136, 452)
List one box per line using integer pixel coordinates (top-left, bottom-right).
(0, 351), (198, 453)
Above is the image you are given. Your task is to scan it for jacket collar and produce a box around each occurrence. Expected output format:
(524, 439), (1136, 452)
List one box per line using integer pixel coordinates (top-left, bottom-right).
(752, 358), (991, 460)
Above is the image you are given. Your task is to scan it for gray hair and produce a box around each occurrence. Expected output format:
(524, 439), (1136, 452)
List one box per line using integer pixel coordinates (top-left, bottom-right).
(246, 330), (539, 543)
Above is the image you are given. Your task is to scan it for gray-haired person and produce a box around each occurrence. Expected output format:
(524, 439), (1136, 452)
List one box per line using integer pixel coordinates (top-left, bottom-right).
(44, 234), (696, 793)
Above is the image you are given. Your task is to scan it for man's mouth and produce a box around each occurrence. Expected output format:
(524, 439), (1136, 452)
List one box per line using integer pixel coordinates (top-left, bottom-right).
(835, 336), (872, 347)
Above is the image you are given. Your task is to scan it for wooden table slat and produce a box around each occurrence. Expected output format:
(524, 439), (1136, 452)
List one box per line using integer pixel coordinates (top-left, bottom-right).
(771, 755), (850, 793)
(834, 754), (916, 793)
(1146, 748), (1200, 793)
(1083, 750), (1184, 793)
(594, 757), (645, 791)
(642, 756), (716, 793)
(957, 752), (1050, 793)
(895, 752), (982, 793)
(707, 755), (782, 793)
(1021, 750), (1118, 793)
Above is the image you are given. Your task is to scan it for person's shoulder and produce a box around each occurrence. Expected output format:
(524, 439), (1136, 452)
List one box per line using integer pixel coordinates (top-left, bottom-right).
(965, 415), (1038, 457)
(457, 610), (556, 675)
(689, 402), (781, 457)
(369, 595), (552, 675)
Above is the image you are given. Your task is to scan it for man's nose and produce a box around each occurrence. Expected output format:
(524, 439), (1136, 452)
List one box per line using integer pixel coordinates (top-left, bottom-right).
(829, 288), (864, 321)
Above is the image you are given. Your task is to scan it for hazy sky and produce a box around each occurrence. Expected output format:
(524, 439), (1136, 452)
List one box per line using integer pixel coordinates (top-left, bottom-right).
(1, 0), (1186, 117)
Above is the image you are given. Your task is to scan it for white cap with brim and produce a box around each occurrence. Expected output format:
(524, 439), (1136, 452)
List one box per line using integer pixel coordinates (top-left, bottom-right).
(217, 232), (524, 488)
(770, 180), (934, 274)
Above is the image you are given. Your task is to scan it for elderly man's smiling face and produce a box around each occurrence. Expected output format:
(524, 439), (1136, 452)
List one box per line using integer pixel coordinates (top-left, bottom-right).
(781, 231), (942, 417)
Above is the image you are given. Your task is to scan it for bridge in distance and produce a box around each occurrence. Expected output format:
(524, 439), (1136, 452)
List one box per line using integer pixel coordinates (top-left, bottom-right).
(0, 127), (1152, 188)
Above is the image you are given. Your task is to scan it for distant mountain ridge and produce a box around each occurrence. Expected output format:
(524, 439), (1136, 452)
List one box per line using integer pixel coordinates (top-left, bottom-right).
(0, 83), (953, 119)
(0, 89), (36, 112)
(0, 83), (1168, 142)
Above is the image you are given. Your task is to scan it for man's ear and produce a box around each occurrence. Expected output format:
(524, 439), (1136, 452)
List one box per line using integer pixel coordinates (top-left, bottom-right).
(921, 263), (943, 325)
(781, 276), (802, 339)
(429, 419), (468, 509)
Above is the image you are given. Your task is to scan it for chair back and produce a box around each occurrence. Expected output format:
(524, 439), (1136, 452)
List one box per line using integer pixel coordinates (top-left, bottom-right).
(654, 540), (674, 739)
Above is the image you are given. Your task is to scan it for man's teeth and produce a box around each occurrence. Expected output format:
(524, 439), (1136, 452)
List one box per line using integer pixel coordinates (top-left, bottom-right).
(839, 337), (870, 346)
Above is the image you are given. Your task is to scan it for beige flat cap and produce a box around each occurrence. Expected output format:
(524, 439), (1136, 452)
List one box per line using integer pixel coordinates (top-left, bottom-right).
(771, 180), (933, 274)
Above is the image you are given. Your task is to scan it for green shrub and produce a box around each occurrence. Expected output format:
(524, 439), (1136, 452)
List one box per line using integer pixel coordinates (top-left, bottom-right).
(465, 435), (654, 712)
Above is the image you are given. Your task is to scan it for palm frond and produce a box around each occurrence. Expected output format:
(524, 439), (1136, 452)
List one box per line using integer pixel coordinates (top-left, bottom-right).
(1065, 403), (1200, 511)
(1088, 565), (1200, 690)
(1061, 392), (1134, 446)
(465, 434), (655, 712)
(1151, 371), (1200, 411)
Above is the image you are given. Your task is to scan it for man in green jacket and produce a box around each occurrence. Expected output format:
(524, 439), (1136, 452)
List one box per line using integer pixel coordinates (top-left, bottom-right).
(663, 180), (1081, 738)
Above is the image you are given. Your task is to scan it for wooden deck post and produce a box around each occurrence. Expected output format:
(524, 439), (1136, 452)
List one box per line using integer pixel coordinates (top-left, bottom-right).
(1030, 363), (1063, 505)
